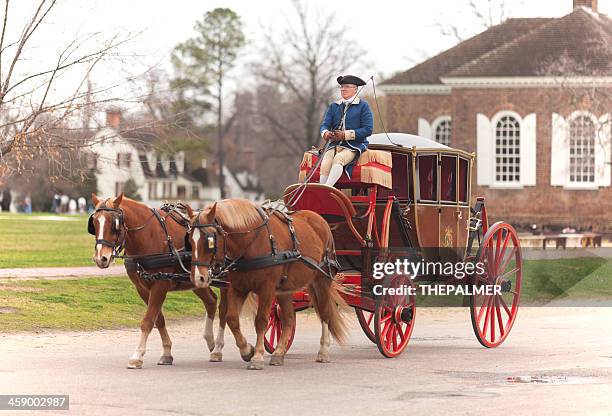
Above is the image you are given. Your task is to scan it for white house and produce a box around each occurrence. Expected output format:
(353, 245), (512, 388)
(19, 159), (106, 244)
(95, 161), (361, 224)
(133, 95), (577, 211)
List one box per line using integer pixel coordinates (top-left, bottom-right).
(90, 110), (264, 208)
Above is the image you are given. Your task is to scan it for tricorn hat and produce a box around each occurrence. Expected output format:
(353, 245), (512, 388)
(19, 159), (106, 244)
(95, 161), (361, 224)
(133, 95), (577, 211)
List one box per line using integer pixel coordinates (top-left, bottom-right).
(336, 75), (366, 86)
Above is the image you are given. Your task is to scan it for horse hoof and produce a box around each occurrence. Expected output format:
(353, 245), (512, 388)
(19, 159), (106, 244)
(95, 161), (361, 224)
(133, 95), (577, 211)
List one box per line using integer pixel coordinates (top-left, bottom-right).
(209, 352), (223, 362)
(127, 359), (143, 369)
(247, 360), (264, 370)
(315, 353), (330, 363)
(240, 344), (255, 362)
(269, 355), (284, 366)
(157, 355), (174, 365)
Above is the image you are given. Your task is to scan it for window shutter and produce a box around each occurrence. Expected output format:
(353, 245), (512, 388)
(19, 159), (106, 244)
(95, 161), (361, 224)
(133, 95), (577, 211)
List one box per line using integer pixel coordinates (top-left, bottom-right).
(597, 114), (611, 187)
(551, 113), (568, 187)
(418, 118), (432, 139)
(520, 113), (537, 186)
(476, 113), (493, 186)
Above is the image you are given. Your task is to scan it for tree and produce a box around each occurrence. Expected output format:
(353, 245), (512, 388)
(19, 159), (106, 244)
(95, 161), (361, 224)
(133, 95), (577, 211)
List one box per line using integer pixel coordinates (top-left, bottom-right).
(122, 178), (141, 201)
(172, 8), (245, 198)
(253, 0), (366, 158)
(436, 0), (522, 42)
(0, 0), (134, 177)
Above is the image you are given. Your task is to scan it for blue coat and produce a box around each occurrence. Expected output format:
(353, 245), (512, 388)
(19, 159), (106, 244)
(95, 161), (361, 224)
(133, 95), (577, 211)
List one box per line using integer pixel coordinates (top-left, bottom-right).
(319, 98), (374, 176)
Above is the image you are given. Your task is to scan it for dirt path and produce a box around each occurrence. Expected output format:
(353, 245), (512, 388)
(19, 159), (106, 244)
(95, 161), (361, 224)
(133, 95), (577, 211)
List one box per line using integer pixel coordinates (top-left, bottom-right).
(1, 307), (611, 415)
(0, 265), (125, 281)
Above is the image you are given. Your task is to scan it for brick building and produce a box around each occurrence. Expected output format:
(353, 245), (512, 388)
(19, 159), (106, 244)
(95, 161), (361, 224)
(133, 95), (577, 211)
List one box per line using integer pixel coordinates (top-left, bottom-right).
(380, 0), (612, 232)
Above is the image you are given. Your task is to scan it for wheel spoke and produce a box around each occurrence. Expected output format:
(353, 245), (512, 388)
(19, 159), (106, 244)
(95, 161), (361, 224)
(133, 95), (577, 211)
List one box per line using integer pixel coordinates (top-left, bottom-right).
(477, 294), (492, 324)
(391, 326), (398, 351)
(495, 296), (505, 338)
(366, 312), (373, 325)
(381, 318), (392, 339)
(495, 230), (511, 275)
(498, 267), (519, 281)
(499, 295), (512, 317)
(482, 296), (492, 335)
(494, 229), (503, 273)
(497, 246), (517, 276)
(490, 296), (496, 343)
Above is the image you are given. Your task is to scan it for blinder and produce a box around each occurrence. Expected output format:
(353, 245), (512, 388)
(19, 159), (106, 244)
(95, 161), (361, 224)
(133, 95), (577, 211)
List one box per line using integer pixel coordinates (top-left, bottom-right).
(87, 206), (124, 236)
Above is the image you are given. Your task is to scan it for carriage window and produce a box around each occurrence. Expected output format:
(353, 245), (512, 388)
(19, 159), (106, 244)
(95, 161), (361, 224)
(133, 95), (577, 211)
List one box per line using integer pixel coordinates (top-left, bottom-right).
(417, 155), (437, 202)
(459, 158), (469, 203)
(440, 156), (456, 202)
(495, 116), (520, 183)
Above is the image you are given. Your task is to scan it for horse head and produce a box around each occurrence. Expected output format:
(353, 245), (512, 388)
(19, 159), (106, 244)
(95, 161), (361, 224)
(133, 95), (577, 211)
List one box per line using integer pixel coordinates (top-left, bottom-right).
(187, 203), (224, 288)
(89, 192), (125, 268)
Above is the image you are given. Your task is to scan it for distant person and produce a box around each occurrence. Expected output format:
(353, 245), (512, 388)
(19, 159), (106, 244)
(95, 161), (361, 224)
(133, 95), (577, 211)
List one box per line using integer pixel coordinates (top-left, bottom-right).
(319, 75), (373, 187)
(60, 194), (69, 214)
(1, 187), (11, 212)
(68, 199), (77, 214)
(24, 195), (32, 214)
(77, 197), (86, 214)
(52, 193), (60, 213)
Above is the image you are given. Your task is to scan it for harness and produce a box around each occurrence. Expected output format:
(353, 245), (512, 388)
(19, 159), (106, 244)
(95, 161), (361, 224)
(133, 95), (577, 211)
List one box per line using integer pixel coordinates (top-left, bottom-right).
(191, 207), (339, 280)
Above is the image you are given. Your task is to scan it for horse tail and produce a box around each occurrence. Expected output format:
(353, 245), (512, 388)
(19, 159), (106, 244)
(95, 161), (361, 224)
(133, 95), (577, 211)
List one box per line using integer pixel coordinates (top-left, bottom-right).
(240, 292), (258, 321)
(308, 277), (349, 345)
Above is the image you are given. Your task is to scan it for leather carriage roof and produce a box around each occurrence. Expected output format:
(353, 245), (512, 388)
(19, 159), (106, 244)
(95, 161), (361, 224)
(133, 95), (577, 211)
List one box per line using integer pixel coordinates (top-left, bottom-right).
(368, 133), (450, 149)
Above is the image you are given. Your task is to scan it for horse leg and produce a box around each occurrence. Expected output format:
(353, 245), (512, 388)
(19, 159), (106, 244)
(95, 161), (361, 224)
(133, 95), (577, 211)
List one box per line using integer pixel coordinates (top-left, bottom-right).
(128, 274), (172, 366)
(225, 288), (255, 363)
(316, 322), (332, 363)
(193, 287), (217, 352)
(210, 288), (228, 362)
(247, 289), (274, 370)
(155, 312), (174, 365)
(128, 283), (167, 369)
(269, 293), (294, 366)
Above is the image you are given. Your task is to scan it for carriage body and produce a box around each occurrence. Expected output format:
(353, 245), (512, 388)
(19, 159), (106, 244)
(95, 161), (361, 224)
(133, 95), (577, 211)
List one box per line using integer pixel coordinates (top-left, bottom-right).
(267, 133), (522, 357)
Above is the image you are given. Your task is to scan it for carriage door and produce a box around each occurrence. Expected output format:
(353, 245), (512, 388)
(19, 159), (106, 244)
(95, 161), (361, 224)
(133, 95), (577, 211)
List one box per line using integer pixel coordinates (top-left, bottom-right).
(439, 155), (460, 262)
(415, 154), (439, 261)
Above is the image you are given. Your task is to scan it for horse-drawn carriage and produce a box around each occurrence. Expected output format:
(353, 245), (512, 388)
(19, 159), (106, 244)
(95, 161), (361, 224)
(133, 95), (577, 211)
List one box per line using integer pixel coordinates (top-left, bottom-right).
(88, 132), (522, 369)
(264, 133), (523, 358)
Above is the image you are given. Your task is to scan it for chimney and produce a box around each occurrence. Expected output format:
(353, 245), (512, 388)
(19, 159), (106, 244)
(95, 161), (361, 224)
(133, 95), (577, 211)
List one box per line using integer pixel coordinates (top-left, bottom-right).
(105, 109), (122, 129)
(574, 0), (598, 11)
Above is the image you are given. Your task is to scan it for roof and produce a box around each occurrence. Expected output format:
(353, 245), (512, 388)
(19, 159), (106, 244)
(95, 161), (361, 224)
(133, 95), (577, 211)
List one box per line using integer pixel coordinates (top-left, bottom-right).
(383, 8), (612, 84)
(383, 18), (552, 85)
(448, 8), (612, 77)
(369, 133), (450, 149)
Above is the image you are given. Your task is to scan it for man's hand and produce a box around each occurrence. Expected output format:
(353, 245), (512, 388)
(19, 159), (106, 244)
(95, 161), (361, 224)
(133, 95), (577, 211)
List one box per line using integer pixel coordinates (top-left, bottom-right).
(333, 130), (345, 140)
(323, 130), (333, 140)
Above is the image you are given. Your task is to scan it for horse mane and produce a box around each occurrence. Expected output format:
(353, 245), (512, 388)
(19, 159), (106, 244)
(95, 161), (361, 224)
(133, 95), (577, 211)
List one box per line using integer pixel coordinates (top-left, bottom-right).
(214, 199), (262, 231)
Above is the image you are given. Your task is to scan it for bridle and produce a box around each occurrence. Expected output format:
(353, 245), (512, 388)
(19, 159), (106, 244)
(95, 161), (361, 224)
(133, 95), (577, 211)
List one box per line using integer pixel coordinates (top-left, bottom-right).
(189, 208), (271, 280)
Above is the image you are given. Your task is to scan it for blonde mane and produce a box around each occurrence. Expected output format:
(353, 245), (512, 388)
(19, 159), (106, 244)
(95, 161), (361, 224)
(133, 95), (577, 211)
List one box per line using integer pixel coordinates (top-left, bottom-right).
(214, 199), (263, 231)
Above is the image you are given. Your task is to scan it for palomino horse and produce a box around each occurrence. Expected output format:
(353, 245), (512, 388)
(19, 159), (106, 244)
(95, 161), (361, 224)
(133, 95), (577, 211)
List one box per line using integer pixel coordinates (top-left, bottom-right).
(185, 199), (348, 370)
(90, 193), (219, 368)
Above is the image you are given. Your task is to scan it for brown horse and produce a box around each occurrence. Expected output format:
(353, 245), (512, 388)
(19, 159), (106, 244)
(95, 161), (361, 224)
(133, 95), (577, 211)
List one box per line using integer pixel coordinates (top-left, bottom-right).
(185, 199), (348, 370)
(90, 193), (219, 368)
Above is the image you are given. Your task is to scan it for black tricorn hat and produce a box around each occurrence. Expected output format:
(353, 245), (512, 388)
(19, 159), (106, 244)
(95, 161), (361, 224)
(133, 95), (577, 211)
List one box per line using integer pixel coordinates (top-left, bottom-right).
(337, 75), (366, 86)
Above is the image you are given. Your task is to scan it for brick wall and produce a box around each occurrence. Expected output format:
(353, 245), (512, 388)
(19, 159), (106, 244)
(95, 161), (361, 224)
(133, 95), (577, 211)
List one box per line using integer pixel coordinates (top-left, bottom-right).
(384, 87), (612, 231)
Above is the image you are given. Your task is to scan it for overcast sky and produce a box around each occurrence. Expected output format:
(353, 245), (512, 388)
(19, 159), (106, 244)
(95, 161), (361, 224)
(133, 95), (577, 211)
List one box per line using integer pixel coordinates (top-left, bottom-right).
(6, 0), (612, 114)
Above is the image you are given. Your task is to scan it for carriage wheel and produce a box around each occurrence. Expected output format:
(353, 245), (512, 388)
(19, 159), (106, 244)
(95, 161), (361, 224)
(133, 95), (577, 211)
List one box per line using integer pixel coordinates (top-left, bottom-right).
(470, 222), (522, 348)
(355, 309), (376, 343)
(374, 273), (416, 358)
(264, 300), (296, 354)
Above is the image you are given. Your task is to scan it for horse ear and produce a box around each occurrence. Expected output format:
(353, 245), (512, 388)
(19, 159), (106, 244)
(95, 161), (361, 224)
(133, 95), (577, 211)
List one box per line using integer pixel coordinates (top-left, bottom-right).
(208, 202), (217, 219)
(113, 192), (124, 208)
(185, 204), (194, 218)
(91, 193), (100, 206)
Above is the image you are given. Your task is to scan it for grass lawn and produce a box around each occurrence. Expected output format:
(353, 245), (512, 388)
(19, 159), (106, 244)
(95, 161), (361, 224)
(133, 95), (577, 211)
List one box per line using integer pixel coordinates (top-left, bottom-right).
(0, 277), (207, 332)
(0, 212), (95, 268)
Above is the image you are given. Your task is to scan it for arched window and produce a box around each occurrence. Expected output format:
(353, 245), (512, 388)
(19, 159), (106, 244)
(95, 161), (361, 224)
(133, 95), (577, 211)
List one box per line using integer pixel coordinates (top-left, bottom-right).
(433, 116), (451, 146)
(495, 115), (520, 183)
(569, 115), (596, 183)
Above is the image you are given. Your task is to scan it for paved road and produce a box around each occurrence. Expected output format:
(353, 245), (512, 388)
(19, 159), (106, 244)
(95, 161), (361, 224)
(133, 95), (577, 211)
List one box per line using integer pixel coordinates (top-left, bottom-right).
(1, 307), (611, 415)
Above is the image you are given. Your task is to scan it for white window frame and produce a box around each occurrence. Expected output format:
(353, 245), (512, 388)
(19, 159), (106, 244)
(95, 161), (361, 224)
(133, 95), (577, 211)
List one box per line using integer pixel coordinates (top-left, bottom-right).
(432, 115), (452, 146)
(491, 110), (522, 188)
(566, 111), (598, 189)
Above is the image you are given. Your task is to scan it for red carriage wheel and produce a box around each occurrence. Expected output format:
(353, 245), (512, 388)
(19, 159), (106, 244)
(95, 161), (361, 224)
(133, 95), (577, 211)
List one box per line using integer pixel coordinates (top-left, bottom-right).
(355, 309), (376, 343)
(470, 221), (522, 348)
(264, 300), (296, 354)
(374, 273), (416, 358)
